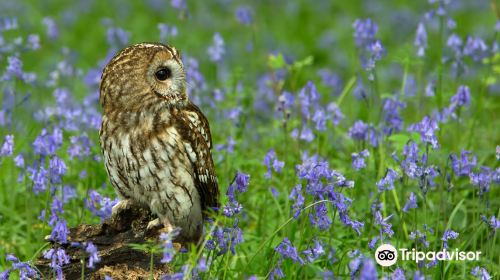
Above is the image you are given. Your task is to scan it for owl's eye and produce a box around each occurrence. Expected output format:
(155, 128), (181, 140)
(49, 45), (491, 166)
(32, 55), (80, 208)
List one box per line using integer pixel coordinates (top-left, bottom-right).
(155, 68), (171, 81)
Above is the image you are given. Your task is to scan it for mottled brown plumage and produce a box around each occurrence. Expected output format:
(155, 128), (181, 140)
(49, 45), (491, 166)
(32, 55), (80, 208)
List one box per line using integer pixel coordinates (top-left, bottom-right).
(99, 43), (219, 242)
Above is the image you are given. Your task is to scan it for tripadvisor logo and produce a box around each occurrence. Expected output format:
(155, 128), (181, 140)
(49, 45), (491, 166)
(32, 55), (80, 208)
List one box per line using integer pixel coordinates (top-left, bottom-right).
(375, 244), (481, 267)
(375, 244), (398, 267)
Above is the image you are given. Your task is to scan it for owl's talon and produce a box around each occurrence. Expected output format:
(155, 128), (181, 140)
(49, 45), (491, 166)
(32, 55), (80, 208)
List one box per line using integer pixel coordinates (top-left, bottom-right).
(147, 218), (162, 230)
(111, 199), (135, 217)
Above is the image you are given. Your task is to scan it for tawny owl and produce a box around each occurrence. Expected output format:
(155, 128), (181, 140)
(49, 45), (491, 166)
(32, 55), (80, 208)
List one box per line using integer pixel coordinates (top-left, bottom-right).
(99, 43), (219, 242)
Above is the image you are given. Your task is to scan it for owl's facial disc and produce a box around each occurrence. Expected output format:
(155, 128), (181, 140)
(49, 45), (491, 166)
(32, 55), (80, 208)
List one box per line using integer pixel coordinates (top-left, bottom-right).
(146, 50), (187, 105)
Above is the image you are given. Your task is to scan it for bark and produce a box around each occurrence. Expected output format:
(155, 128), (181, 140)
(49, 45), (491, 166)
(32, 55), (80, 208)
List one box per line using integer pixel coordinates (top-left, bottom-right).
(35, 205), (171, 280)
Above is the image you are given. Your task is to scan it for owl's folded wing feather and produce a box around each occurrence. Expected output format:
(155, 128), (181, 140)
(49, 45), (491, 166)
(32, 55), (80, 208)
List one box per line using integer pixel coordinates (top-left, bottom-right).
(175, 102), (219, 214)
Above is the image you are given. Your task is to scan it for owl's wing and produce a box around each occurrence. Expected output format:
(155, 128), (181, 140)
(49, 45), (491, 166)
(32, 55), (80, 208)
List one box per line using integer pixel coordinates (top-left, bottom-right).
(176, 102), (219, 214)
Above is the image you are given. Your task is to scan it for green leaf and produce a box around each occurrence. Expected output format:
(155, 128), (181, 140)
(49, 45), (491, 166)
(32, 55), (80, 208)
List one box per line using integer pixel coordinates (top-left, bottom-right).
(291, 55), (314, 70)
(268, 53), (286, 70)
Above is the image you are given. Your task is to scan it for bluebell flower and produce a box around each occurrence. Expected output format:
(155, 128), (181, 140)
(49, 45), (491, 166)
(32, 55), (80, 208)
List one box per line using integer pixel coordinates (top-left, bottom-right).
(451, 86), (471, 107)
(415, 22), (428, 57)
(369, 40), (385, 61)
(85, 242), (100, 268)
(317, 69), (342, 95)
(450, 150), (476, 177)
(353, 19), (378, 49)
(298, 81), (320, 119)
(289, 184), (304, 218)
(463, 36), (488, 62)
(376, 168), (399, 192)
(312, 110), (327, 131)
(470, 167), (493, 195)
(277, 91), (295, 114)
(85, 190), (119, 221)
(309, 203), (332, 230)
(0, 135), (13, 156)
(471, 266), (491, 279)
(235, 6), (253, 25)
(400, 141), (421, 178)
(391, 268), (405, 280)
(43, 248), (70, 280)
(348, 250), (363, 278)
(67, 134), (92, 160)
(207, 33), (225, 62)
(235, 172), (250, 192)
(106, 26), (129, 48)
(42, 17), (58, 39)
(32, 128), (63, 156)
(425, 80), (436, 97)
(208, 221), (244, 256)
(326, 102), (344, 125)
(374, 211), (394, 237)
(382, 98), (406, 135)
(197, 257), (208, 272)
(157, 23), (178, 42)
(359, 258), (377, 280)
(29, 166), (49, 193)
(160, 229), (180, 263)
(27, 34), (40, 50)
(61, 185), (77, 203)
(49, 156), (67, 184)
(263, 149), (284, 179)
(270, 187), (279, 197)
(170, 0), (187, 10)
(0, 17), (18, 30)
(299, 126), (315, 142)
(402, 192), (417, 213)
(301, 239), (325, 262)
(441, 229), (458, 249)
(447, 33), (463, 54)
(409, 230), (430, 248)
(351, 149), (369, 170)
(481, 215), (500, 233)
(3, 56), (23, 81)
(275, 238), (305, 265)
(2, 254), (38, 279)
(348, 120), (369, 141)
(426, 259), (438, 268)
(368, 236), (379, 249)
(269, 260), (285, 280)
(14, 154), (24, 168)
(331, 193), (364, 235)
(50, 219), (69, 244)
(352, 18), (385, 78)
(408, 116), (439, 149)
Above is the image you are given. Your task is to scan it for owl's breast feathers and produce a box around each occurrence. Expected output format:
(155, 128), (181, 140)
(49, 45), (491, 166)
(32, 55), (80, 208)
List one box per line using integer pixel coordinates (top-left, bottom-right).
(174, 102), (220, 214)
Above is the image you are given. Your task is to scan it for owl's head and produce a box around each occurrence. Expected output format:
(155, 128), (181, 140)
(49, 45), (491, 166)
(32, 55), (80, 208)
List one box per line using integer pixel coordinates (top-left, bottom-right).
(100, 43), (187, 112)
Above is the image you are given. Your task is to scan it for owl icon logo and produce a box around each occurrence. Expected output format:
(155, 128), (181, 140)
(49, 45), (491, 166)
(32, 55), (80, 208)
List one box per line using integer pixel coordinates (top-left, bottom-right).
(375, 244), (398, 266)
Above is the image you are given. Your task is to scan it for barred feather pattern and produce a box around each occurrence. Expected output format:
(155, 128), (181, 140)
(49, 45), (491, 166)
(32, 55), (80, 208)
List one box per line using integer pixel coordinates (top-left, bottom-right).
(99, 43), (219, 242)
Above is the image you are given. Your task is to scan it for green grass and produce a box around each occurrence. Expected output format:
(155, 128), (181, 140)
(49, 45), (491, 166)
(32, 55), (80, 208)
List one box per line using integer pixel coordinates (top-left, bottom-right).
(0, 0), (499, 279)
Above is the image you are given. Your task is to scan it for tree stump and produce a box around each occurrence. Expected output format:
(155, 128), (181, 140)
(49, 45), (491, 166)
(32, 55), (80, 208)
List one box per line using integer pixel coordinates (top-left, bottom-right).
(35, 205), (170, 280)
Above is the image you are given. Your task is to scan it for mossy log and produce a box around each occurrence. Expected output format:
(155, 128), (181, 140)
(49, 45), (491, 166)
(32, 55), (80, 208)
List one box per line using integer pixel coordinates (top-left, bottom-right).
(35, 205), (170, 280)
